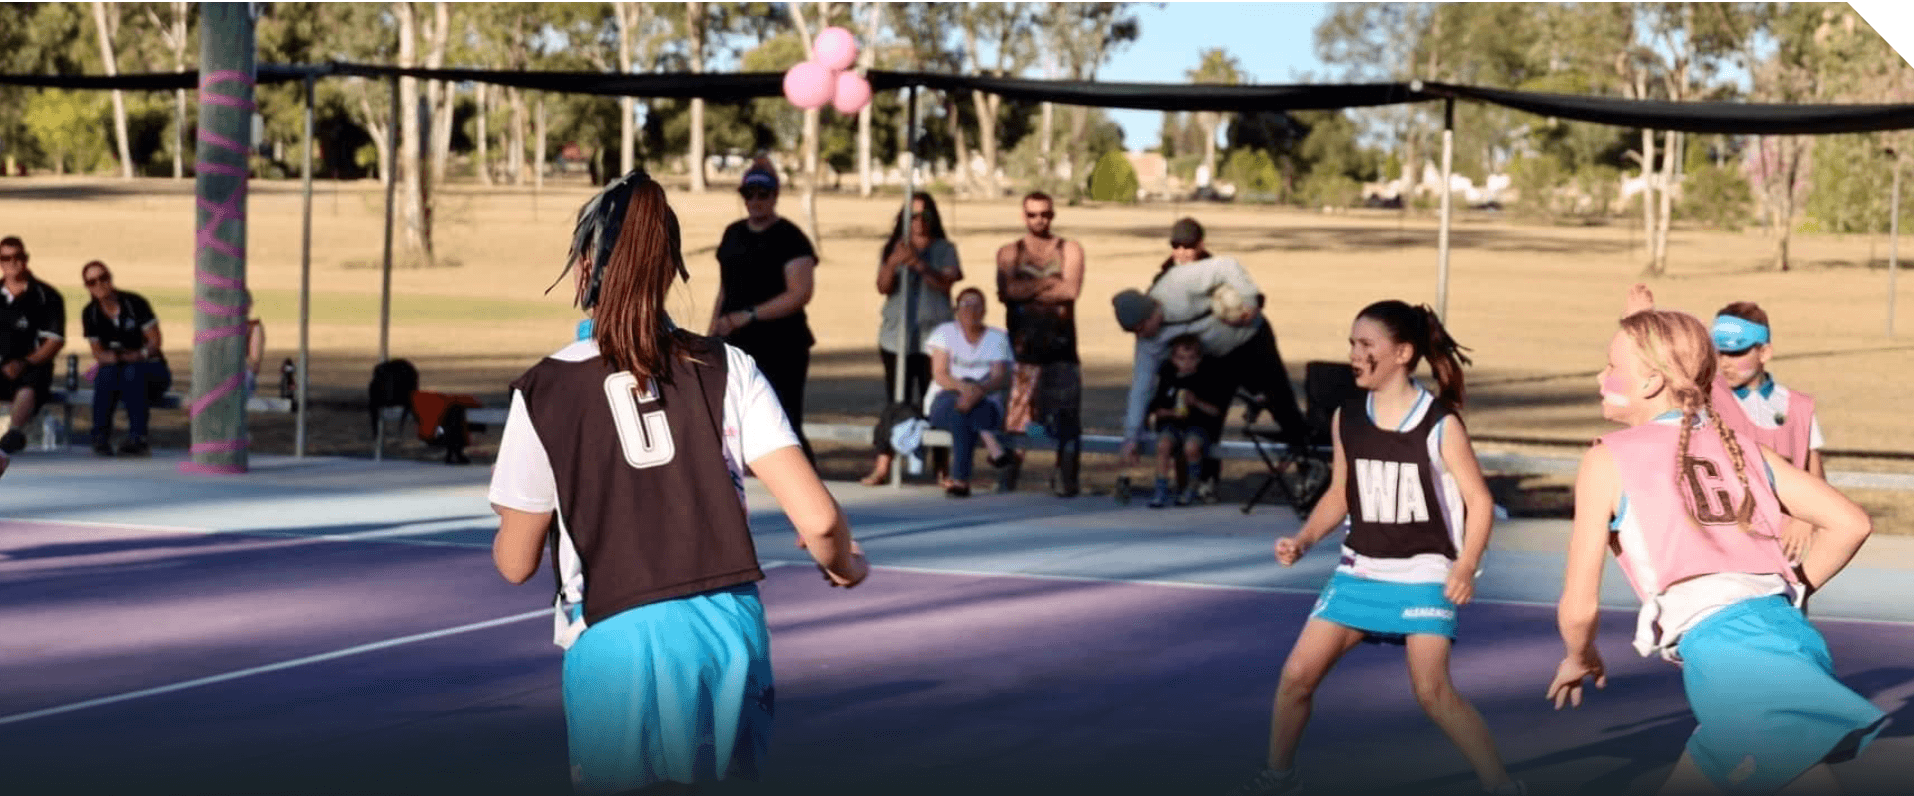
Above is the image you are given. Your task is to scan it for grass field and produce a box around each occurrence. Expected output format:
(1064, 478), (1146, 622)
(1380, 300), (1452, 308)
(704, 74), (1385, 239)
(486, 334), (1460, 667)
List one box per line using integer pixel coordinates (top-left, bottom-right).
(4, 175), (1910, 521)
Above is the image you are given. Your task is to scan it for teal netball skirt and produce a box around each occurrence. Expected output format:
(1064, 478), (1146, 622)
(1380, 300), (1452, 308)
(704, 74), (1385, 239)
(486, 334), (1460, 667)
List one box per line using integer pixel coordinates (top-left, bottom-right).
(562, 583), (773, 795)
(1676, 595), (1888, 793)
(1310, 570), (1458, 644)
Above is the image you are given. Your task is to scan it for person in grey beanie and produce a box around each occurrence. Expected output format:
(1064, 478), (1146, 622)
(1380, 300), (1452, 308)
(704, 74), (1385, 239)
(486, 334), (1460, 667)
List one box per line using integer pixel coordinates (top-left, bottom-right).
(1113, 240), (1310, 470)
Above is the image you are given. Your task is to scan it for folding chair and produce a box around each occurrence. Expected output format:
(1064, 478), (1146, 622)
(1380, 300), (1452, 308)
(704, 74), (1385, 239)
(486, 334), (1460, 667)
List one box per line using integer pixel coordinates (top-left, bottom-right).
(1240, 361), (1358, 516)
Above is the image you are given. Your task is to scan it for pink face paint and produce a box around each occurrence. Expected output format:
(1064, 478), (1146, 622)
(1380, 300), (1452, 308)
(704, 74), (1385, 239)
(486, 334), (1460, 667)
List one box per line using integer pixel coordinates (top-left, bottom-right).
(1600, 372), (1632, 407)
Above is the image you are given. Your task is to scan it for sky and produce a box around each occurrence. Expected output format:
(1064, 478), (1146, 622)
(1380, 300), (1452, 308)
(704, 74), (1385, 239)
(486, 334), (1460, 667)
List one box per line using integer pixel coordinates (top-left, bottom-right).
(1099, 2), (1334, 151)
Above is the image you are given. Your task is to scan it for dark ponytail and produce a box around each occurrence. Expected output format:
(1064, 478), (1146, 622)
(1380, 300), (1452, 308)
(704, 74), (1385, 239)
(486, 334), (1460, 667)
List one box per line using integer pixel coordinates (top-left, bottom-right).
(1356, 300), (1474, 410)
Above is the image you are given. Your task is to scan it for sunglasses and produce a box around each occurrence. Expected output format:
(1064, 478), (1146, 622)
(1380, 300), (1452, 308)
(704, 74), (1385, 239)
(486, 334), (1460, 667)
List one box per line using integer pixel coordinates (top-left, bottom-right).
(1170, 242), (1199, 250)
(1025, 210), (1054, 219)
(740, 188), (774, 200)
(85, 275), (112, 286)
(0, 254), (20, 263)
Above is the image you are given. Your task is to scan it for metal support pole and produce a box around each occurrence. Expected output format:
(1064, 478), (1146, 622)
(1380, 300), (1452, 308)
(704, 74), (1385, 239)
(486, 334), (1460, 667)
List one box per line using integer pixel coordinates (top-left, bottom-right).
(297, 72), (314, 457)
(184, 2), (254, 476)
(889, 85), (919, 488)
(377, 73), (399, 461)
(1892, 150), (1902, 338)
(1436, 97), (1455, 323)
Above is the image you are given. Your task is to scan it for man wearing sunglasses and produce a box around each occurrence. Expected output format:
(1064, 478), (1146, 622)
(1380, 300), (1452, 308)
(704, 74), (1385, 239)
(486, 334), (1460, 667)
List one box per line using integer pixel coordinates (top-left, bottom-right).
(0, 236), (65, 455)
(995, 191), (1086, 496)
(709, 160), (819, 460)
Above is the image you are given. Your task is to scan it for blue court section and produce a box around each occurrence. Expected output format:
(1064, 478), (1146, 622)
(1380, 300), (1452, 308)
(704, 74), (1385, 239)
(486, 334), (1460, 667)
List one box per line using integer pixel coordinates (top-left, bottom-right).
(3, 449), (1913, 795)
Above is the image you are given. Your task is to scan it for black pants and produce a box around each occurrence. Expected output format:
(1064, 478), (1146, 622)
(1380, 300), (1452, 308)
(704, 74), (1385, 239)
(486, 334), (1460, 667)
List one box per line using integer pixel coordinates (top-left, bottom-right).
(1224, 320), (1310, 450)
(738, 340), (812, 461)
(873, 350), (932, 455)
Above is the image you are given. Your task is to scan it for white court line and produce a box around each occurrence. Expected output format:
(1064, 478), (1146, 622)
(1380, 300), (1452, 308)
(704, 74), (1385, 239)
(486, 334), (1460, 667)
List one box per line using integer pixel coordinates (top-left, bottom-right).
(822, 561), (1914, 628)
(0, 517), (207, 533)
(0, 609), (548, 728)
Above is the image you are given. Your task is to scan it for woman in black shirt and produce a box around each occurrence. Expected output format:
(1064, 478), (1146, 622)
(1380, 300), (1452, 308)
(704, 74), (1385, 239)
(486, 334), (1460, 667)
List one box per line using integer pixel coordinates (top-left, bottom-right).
(708, 160), (819, 458)
(79, 260), (170, 456)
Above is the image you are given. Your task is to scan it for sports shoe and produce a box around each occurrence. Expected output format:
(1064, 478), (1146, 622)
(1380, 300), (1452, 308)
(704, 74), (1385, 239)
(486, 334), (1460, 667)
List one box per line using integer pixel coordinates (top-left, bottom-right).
(1176, 485), (1200, 506)
(1223, 767), (1300, 796)
(0, 429), (24, 454)
(118, 437), (150, 457)
(92, 438), (115, 457)
(1147, 478), (1172, 508)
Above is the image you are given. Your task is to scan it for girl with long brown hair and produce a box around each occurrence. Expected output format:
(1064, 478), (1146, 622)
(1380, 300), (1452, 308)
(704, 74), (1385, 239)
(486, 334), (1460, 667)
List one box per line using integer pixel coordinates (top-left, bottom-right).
(489, 170), (867, 794)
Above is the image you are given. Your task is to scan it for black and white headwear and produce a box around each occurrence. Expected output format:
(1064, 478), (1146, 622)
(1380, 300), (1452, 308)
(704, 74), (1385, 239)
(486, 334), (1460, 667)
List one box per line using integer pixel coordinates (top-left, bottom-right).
(553, 169), (688, 310)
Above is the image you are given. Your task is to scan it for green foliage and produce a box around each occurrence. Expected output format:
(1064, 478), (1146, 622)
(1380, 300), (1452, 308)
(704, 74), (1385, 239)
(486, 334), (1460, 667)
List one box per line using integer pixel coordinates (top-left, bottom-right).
(1087, 149), (1139, 203)
(1805, 134), (1909, 234)
(1507, 155), (1570, 218)
(1298, 171), (1361, 209)
(1222, 148), (1281, 203)
(23, 89), (108, 173)
(1681, 163), (1756, 231)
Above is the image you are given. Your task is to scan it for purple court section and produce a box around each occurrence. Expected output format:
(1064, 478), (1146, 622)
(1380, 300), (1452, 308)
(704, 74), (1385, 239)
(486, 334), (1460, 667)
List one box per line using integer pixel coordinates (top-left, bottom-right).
(2, 519), (1911, 796)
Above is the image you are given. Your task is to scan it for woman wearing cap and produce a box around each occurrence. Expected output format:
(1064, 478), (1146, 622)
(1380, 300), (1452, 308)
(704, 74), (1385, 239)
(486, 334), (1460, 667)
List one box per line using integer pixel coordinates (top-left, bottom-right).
(709, 159), (820, 459)
(1114, 219), (1312, 480)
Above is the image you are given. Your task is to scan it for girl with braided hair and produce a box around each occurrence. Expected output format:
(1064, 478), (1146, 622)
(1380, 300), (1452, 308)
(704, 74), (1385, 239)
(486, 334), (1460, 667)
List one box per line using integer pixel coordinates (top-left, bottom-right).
(1231, 301), (1523, 796)
(1549, 308), (1882, 795)
(489, 171), (867, 794)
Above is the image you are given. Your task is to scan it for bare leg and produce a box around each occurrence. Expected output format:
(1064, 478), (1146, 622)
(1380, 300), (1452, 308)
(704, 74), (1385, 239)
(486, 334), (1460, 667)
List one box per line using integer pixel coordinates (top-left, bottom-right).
(1658, 751), (1719, 796)
(1405, 634), (1514, 791)
(978, 430), (1006, 460)
(8, 386), (33, 431)
(1156, 435), (1175, 480)
(1779, 763), (1842, 796)
(859, 453), (892, 486)
(1267, 619), (1366, 770)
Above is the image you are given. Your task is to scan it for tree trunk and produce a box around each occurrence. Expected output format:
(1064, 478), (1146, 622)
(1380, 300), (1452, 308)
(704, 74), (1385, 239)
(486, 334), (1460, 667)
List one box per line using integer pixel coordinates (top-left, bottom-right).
(688, 2), (707, 192)
(91, 2), (134, 179)
(396, 2), (429, 262)
(475, 82), (491, 185)
(1200, 113), (1217, 188)
(1655, 128), (1679, 274)
(855, 0), (877, 196)
(1067, 105), (1089, 198)
(615, 1), (635, 177)
(173, 87), (186, 179)
(535, 95), (546, 192)
(1041, 101), (1054, 179)
(425, 3), (453, 190)
(508, 87), (525, 185)
(357, 89), (391, 186)
(1640, 127), (1657, 274)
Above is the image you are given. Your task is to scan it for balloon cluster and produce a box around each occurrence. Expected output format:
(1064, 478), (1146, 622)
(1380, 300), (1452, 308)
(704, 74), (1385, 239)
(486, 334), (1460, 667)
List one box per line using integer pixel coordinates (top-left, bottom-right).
(781, 27), (871, 115)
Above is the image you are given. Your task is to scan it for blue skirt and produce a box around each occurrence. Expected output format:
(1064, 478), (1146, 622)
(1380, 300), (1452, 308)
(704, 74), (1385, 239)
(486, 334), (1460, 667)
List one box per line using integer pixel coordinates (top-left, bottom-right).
(1310, 571), (1458, 644)
(1677, 595), (1888, 793)
(562, 583), (773, 795)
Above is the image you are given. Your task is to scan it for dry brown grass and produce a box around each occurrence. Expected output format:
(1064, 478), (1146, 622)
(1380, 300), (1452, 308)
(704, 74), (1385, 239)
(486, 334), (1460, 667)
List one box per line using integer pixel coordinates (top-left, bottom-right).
(5, 175), (1910, 522)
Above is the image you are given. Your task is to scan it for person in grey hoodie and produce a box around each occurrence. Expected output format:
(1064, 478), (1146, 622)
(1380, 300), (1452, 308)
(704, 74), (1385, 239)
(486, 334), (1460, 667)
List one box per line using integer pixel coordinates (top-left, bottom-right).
(1112, 229), (1310, 469)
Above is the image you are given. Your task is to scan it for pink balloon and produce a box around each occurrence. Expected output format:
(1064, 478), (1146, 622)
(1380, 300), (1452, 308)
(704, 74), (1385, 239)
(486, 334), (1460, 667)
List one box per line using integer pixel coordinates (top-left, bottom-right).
(832, 72), (872, 115)
(813, 27), (858, 72)
(782, 61), (836, 110)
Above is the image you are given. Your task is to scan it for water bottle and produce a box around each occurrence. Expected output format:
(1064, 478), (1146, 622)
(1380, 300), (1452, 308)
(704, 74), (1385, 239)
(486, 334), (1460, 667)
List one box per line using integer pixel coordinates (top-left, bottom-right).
(280, 358), (296, 399)
(39, 413), (62, 451)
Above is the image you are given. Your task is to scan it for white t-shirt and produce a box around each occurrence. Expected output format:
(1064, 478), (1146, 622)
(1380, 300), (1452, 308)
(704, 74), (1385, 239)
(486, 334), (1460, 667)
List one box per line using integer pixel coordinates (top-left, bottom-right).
(1731, 377), (1825, 450)
(923, 321), (1013, 414)
(487, 340), (801, 648)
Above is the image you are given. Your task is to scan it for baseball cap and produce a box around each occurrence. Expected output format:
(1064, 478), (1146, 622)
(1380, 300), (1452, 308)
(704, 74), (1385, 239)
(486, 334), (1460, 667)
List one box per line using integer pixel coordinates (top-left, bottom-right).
(740, 165), (779, 191)
(1170, 217), (1204, 248)
(1113, 289), (1160, 332)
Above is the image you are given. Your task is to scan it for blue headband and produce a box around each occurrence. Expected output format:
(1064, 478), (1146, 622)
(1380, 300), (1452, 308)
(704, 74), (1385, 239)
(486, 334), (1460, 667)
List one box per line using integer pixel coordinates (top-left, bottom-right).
(1711, 315), (1770, 352)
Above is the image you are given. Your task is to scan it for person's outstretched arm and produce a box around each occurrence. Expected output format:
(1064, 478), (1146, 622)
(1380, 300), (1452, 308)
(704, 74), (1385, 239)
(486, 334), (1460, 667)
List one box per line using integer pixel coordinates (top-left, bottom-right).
(752, 445), (868, 587)
(1550, 442), (1617, 709)
(1437, 416), (1496, 605)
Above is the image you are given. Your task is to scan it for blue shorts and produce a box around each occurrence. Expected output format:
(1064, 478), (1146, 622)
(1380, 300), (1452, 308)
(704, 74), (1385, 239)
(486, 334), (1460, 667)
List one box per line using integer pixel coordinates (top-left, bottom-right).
(562, 583), (773, 795)
(1310, 571), (1457, 644)
(1677, 595), (1888, 793)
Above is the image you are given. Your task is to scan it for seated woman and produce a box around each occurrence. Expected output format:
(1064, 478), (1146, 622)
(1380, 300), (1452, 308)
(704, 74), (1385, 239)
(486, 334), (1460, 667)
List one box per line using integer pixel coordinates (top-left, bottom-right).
(79, 260), (171, 457)
(924, 287), (1015, 498)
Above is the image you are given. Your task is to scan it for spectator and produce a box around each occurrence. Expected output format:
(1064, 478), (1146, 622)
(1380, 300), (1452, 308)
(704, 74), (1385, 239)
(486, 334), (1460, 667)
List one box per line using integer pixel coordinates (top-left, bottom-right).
(926, 287), (1016, 498)
(708, 159), (819, 460)
(0, 236), (64, 454)
(863, 191), (961, 485)
(1144, 333), (1234, 508)
(79, 261), (170, 456)
(995, 191), (1085, 496)
(1113, 230), (1310, 476)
